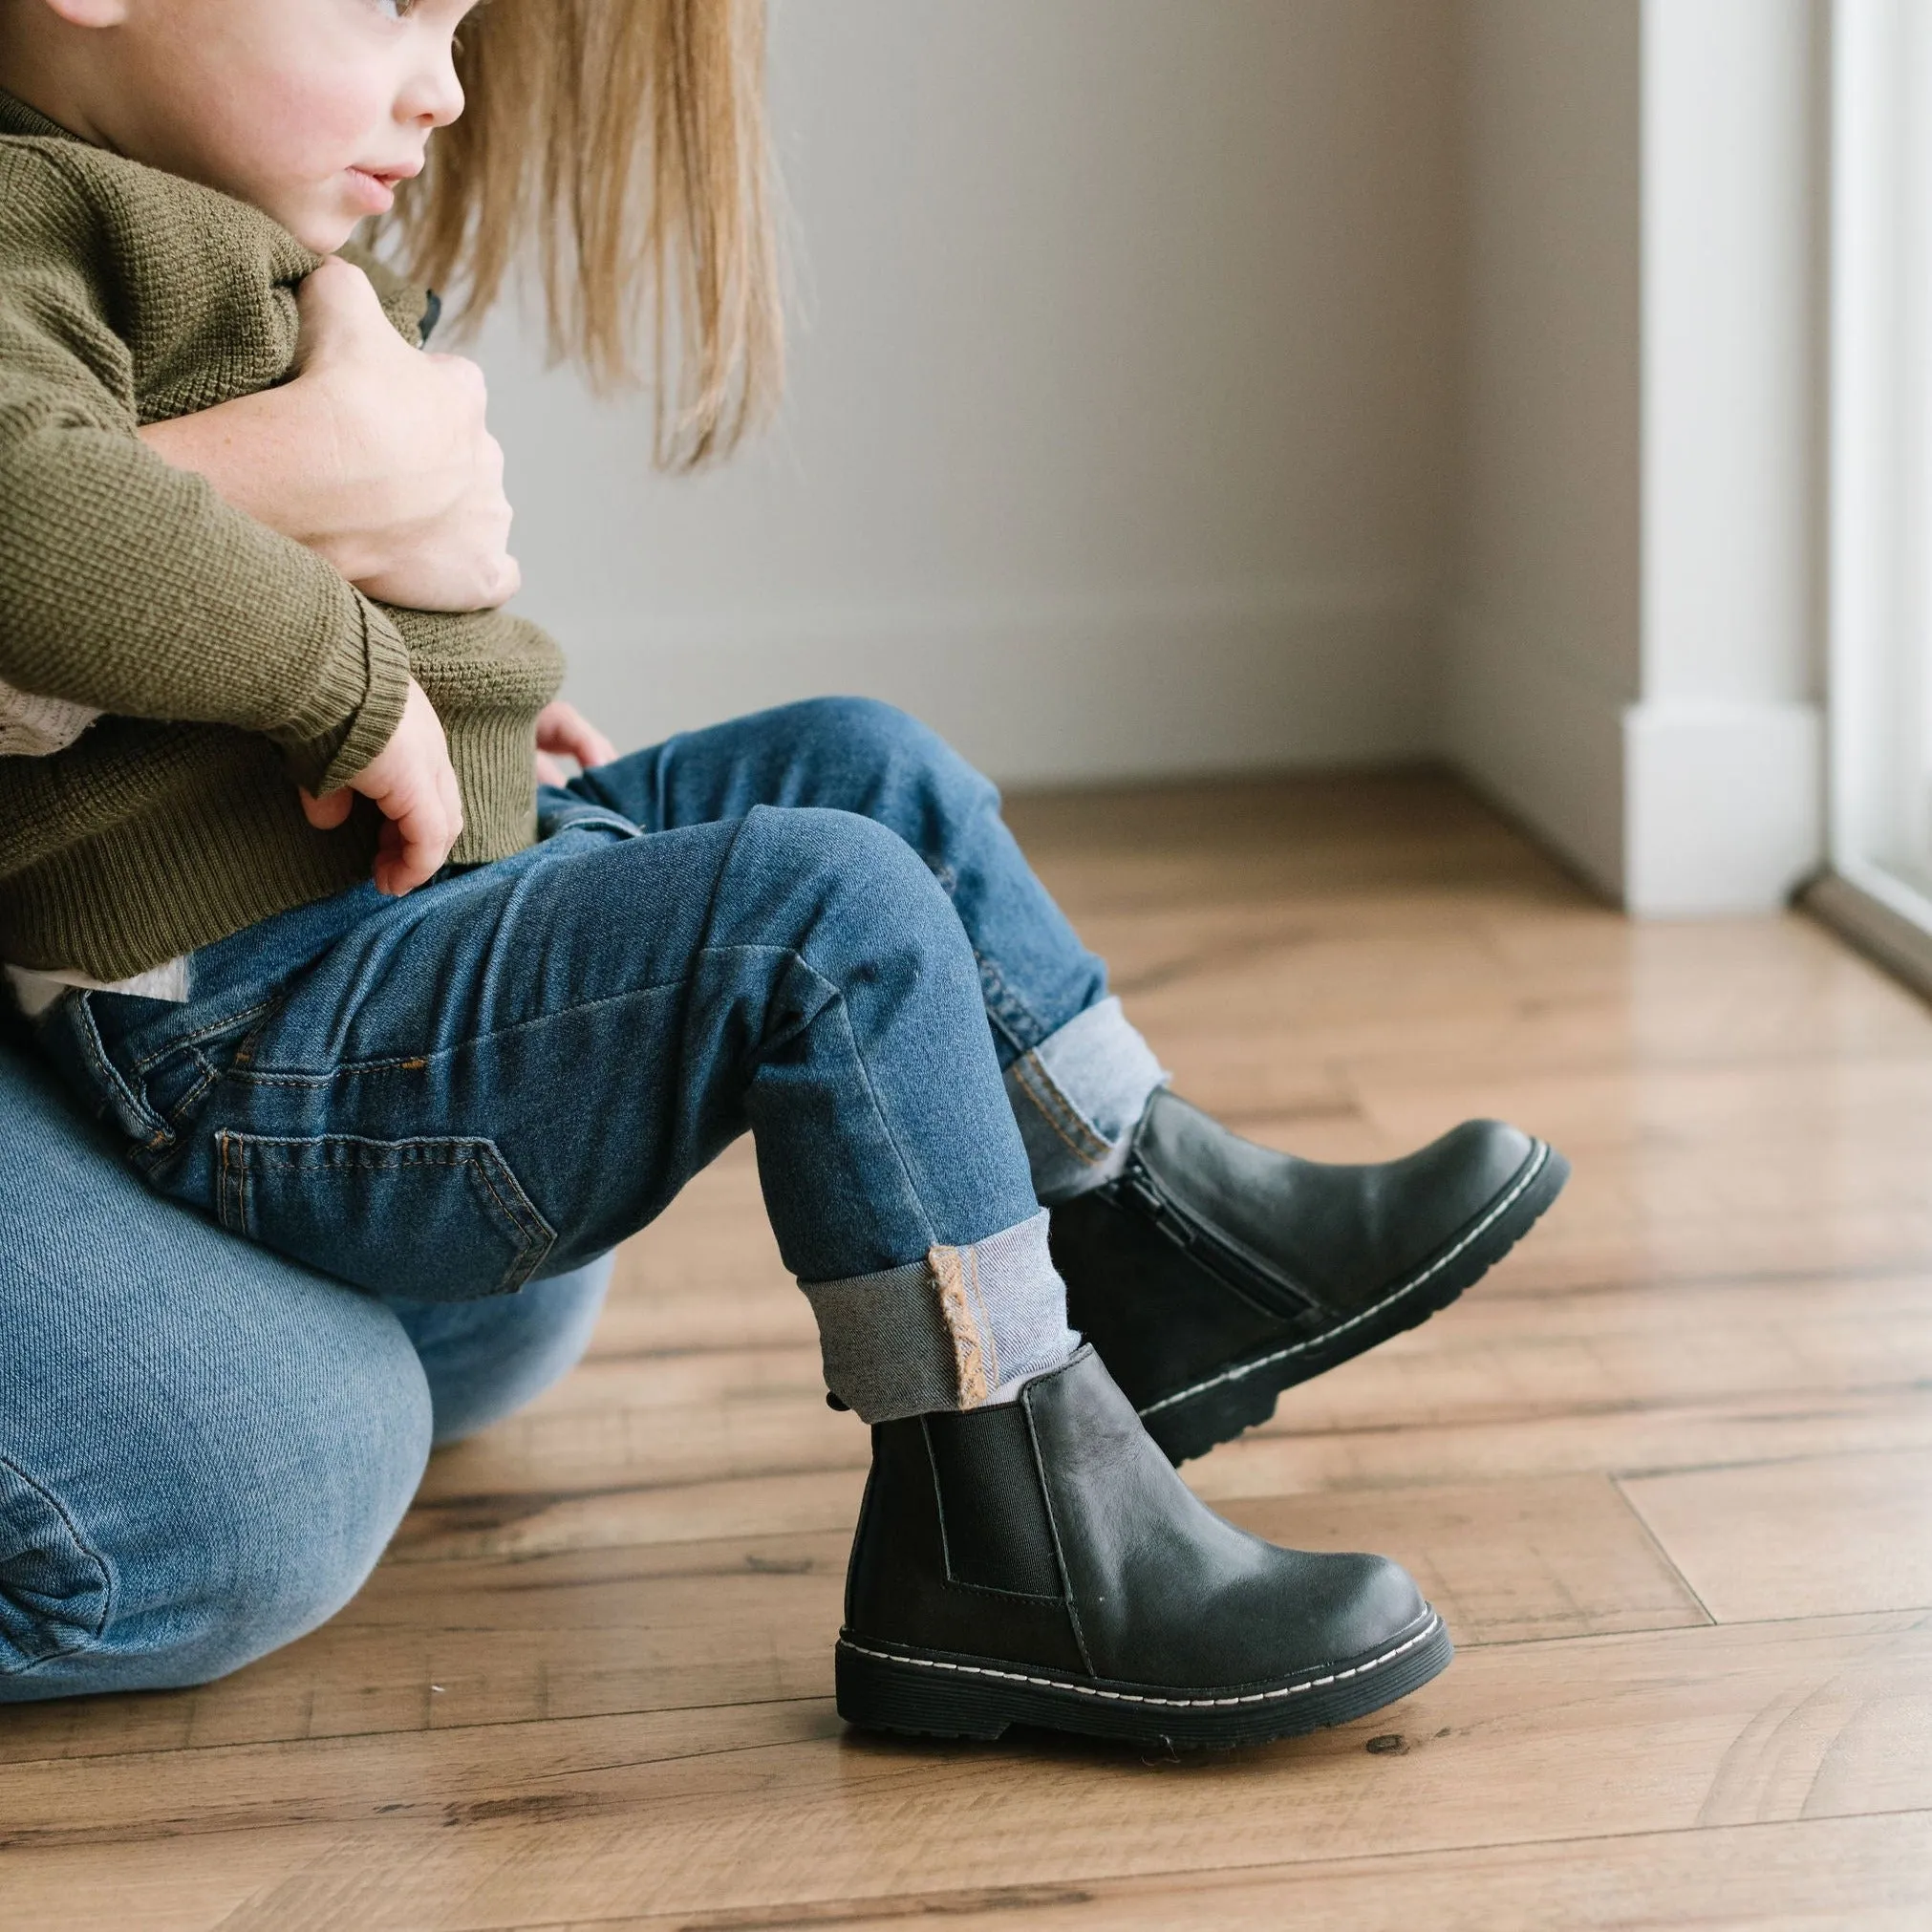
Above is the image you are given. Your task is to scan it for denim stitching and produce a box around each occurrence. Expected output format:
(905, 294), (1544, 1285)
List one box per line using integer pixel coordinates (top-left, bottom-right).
(227, 1056), (428, 1087)
(701, 812), (946, 1255)
(128, 997), (278, 1076)
(69, 994), (164, 1144)
(0, 1449), (117, 1673)
(161, 1056), (222, 1133)
(1018, 1053), (1108, 1158)
(213, 1133), (556, 1296)
(226, 948), (823, 1084)
(1010, 1053), (1108, 1166)
(216, 1131), (237, 1234)
(464, 1141), (559, 1287)
(824, 990), (939, 1253)
(976, 953), (1046, 1057)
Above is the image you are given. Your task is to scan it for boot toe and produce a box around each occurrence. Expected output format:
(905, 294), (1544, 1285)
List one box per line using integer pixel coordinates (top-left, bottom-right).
(1324, 1551), (1428, 1659)
(1252, 1548), (1428, 1669)
(1382, 1118), (1537, 1235)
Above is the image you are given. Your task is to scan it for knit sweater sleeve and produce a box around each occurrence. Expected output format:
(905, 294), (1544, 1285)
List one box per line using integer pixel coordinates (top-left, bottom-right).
(0, 150), (409, 792)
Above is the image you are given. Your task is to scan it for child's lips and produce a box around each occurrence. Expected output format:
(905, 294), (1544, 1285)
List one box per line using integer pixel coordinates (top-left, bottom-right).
(344, 163), (417, 213)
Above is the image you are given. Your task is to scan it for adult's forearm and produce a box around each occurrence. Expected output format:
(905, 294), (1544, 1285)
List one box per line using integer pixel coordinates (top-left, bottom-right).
(140, 385), (362, 566)
(1, 419), (410, 790)
(138, 258), (519, 613)
(140, 369), (517, 612)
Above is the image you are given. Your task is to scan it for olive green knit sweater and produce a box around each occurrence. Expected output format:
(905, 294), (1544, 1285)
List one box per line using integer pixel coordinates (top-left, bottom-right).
(0, 90), (565, 979)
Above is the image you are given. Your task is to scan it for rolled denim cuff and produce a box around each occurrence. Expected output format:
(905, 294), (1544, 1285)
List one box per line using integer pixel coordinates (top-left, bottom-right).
(800, 1210), (1076, 1423)
(1003, 996), (1169, 1204)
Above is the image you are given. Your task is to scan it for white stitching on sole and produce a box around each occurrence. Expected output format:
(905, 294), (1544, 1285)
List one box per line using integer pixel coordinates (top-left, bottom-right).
(840, 1612), (1443, 1709)
(1140, 1142), (1553, 1418)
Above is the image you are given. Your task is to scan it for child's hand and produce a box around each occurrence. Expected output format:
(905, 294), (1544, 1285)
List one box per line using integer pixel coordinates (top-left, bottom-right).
(300, 679), (464, 895)
(533, 700), (617, 786)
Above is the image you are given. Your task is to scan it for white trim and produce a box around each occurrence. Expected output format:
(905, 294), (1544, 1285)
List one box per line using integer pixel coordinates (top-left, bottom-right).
(1442, 612), (1825, 914)
(1827, 0), (1923, 880)
(1441, 606), (1629, 900)
(1621, 698), (1824, 915)
(1804, 863), (1932, 1001)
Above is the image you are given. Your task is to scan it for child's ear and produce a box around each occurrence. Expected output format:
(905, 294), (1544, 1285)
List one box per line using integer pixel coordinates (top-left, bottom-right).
(35, 0), (133, 27)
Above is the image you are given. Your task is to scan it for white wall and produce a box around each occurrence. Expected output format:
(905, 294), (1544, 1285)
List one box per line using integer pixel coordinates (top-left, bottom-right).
(1444, 0), (1642, 897)
(482, 0), (1825, 917)
(483, 0), (1461, 784)
(1629, 0), (1822, 914)
(1446, 0), (1824, 913)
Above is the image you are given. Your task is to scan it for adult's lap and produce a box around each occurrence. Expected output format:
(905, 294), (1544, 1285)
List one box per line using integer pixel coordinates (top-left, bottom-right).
(0, 1031), (432, 1696)
(0, 1032), (612, 1697)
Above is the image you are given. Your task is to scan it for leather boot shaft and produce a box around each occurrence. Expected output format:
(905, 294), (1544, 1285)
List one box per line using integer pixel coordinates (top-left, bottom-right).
(844, 1346), (1428, 1689)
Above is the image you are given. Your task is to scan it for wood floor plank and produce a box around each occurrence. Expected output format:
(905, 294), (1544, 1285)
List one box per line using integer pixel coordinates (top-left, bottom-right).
(10, 773), (1927, 1928)
(386, 1388), (1932, 1568)
(11, 1618), (1927, 1930)
(387, 1269), (1932, 1561)
(0, 1829), (339, 1932)
(1193, 1387), (1932, 1507)
(0, 1534), (848, 1769)
(511, 1813), (1932, 1932)
(1218, 1475), (1707, 1643)
(390, 1464), (869, 1565)
(0, 1473), (1700, 1767)
(1621, 1449), (1932, 1623)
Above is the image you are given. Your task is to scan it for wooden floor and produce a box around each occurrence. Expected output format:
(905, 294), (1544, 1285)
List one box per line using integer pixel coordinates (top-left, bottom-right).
(5, 771), (1932, 1929)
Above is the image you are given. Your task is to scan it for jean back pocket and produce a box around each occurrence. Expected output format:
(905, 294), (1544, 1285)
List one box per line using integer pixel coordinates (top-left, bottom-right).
(215, 1133), (555, 1301)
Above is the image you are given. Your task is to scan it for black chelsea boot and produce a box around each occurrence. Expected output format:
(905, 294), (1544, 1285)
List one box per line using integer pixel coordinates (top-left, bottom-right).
(836, 1346), (1451, 1750)
(1050, 1089), (1569, 1464)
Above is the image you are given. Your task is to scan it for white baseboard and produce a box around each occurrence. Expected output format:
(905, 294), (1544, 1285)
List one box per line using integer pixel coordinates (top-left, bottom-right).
(1441, 608), (1630, 897)
(1804, 866), (1932, 1002)
(1442, 610), (1822, 914)
(1622, 698), (1822, 915)
(548, 584), (1438, 787)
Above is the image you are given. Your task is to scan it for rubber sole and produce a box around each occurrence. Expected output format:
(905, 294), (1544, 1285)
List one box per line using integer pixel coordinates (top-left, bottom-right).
(836, 1610), (1452, 1750)
(1141, 1140), (1571, 1466)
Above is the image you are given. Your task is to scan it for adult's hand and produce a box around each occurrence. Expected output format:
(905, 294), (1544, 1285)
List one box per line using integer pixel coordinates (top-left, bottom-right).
(140, 257), (520, 612)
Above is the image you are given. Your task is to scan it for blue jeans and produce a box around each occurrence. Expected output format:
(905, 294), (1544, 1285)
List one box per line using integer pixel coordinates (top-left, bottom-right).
(0, 1030), (612, 1697)
(33, 698), (1164, 1422)
(5, 699), (1170, 1701)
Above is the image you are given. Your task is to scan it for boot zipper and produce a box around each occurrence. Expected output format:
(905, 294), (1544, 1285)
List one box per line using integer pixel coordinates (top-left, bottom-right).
(1113, 1155), (1322, 1319)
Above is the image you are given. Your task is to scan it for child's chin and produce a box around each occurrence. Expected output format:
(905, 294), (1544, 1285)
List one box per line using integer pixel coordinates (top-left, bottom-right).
(278, 201), (364, 256)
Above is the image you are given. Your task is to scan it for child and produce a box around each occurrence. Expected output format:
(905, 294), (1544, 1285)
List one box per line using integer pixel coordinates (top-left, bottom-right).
(0, 0), (1565, 1747)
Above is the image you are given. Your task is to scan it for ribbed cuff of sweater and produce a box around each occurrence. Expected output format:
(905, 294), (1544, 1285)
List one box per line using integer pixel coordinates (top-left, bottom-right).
(277, 599), (413, 795)
(446, 707), (542, 863)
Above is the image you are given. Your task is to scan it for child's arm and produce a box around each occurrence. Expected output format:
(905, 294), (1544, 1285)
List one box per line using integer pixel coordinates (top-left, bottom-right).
(0, 156), (410, 808)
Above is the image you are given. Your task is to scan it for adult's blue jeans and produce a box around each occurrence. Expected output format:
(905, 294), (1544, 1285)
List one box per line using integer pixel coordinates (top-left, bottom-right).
(6, 700), (1167, 1697)
(0, 1032), (613, 1698)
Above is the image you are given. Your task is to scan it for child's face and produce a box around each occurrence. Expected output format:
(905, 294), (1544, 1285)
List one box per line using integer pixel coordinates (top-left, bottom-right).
(62, 0), (479, 250)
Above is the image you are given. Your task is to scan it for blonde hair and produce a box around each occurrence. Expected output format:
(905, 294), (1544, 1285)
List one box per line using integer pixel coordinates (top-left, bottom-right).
(393, 0), (782, 470)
